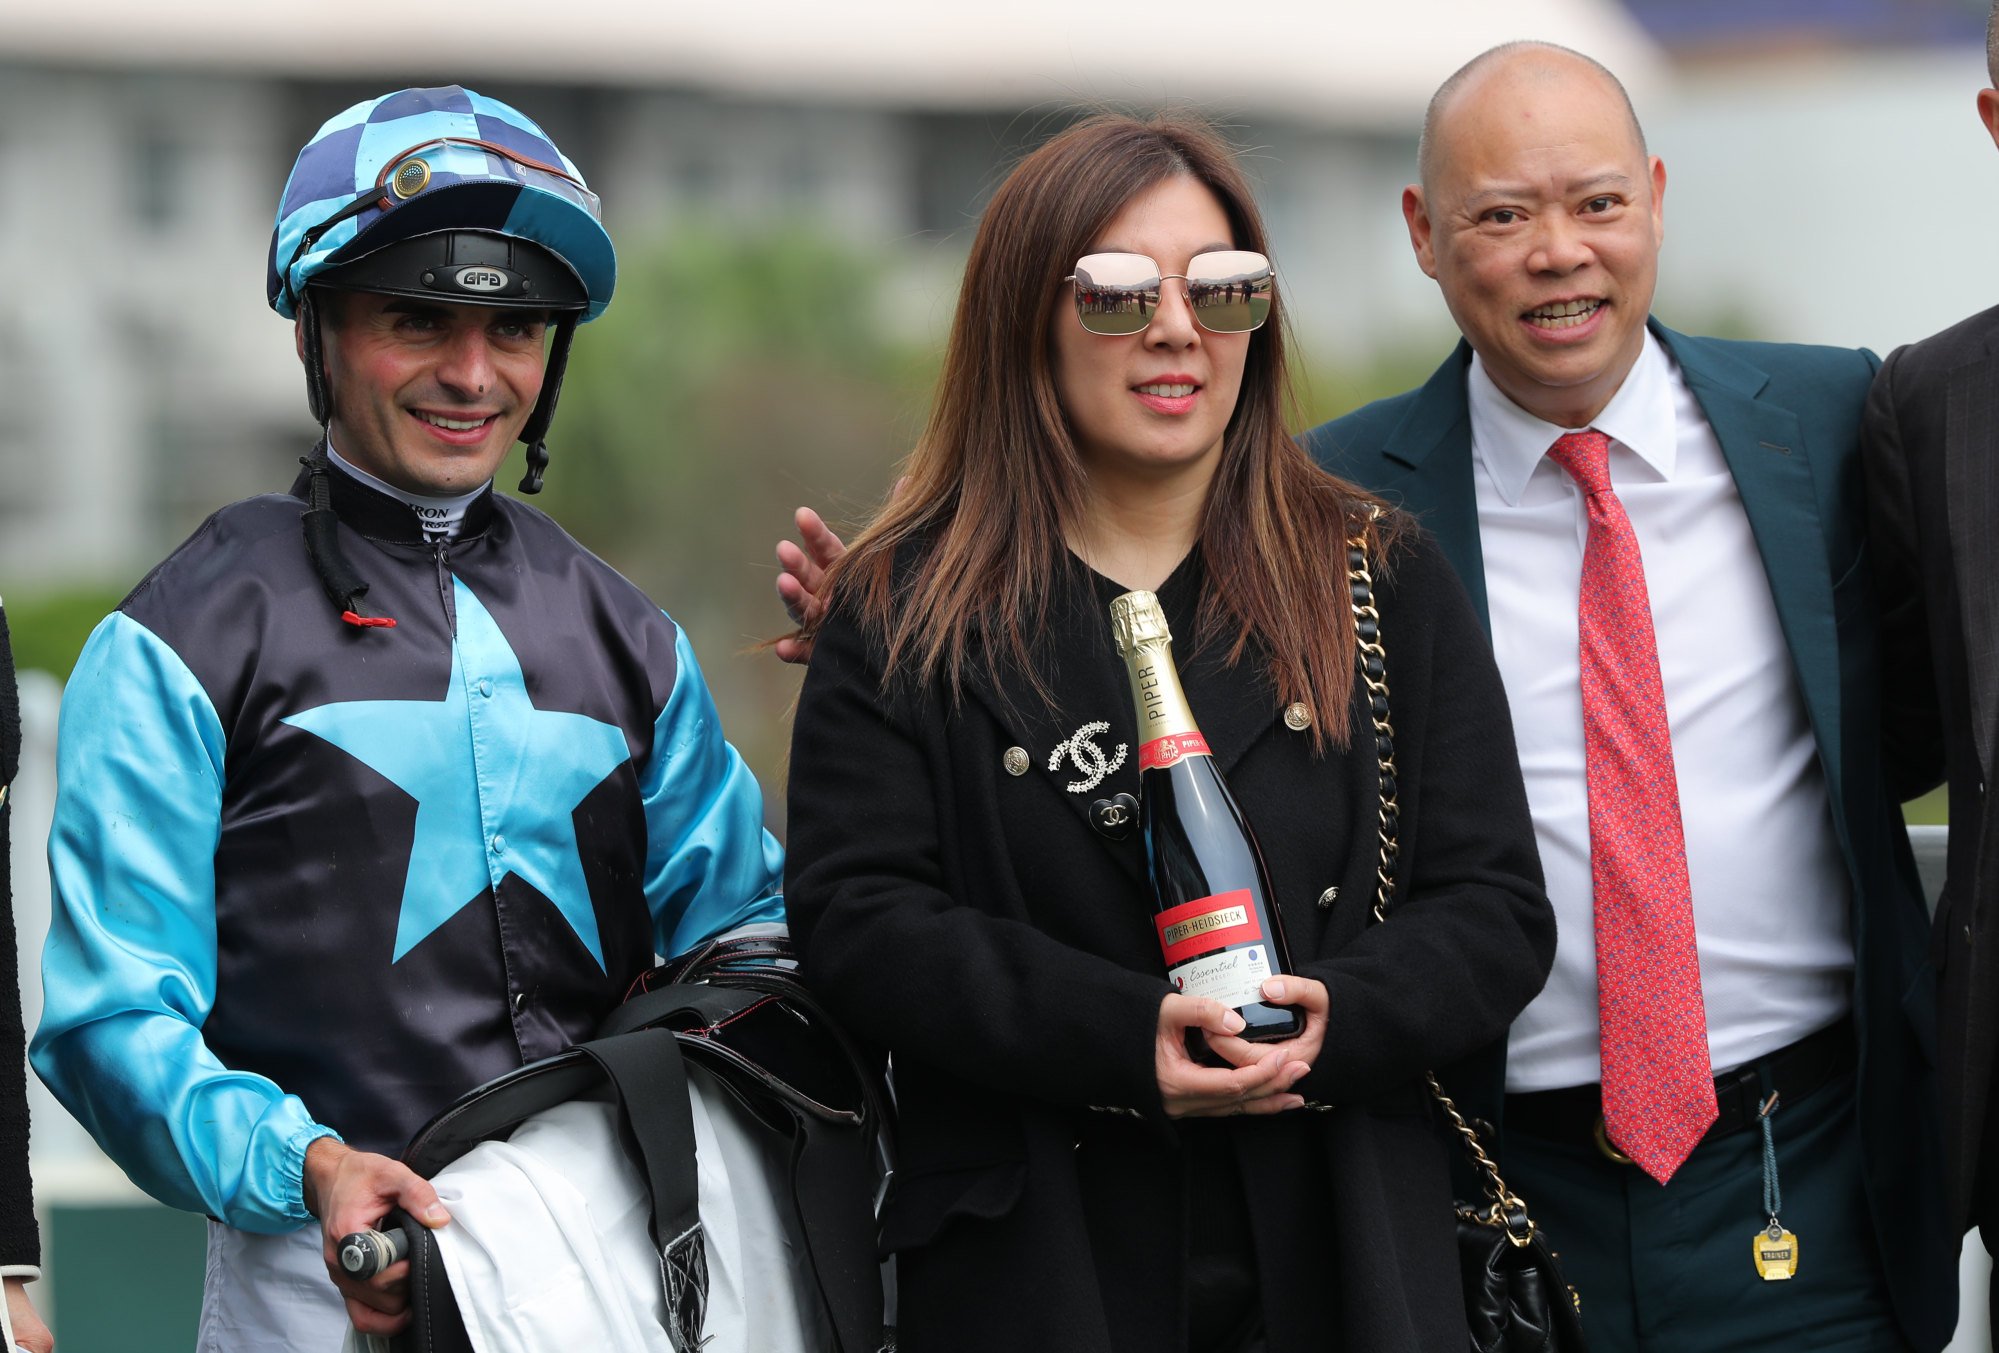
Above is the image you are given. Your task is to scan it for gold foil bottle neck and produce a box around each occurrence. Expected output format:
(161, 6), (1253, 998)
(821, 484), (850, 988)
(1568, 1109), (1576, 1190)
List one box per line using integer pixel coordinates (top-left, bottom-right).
(1114, 589), (1201, 744)
(1110, 589), (1173, 655)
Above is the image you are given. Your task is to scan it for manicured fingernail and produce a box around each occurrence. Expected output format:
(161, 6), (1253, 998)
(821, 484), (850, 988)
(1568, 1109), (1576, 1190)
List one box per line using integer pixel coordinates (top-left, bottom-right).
(1223, 1012), (1246, 1033)
(1263, 979), (1285, 1000)
(424, 1205), (448, 1224)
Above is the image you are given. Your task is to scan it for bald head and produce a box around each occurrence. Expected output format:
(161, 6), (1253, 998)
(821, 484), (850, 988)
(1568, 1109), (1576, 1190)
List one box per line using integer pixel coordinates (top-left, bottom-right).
(1418, 42), (1647, 193)
(1398, 38), (1665, 429)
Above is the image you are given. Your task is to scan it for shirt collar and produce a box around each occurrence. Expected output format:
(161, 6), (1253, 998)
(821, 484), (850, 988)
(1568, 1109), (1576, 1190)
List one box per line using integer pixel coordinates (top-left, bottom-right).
(1468, 329), (1678, 505)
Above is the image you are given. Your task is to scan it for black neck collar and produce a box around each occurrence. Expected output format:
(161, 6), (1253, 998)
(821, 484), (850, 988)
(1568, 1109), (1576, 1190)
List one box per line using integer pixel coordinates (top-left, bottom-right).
(287, 457), (499, 544)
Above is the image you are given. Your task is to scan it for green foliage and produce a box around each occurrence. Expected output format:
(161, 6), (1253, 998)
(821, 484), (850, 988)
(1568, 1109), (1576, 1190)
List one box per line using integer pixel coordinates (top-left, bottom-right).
(1290, 346), (1448, 431)
(540, 223), (936, 583)
(4, 585), (131, 678)
(1903, 785), (1949, 827)
(522, 224), (937, 819)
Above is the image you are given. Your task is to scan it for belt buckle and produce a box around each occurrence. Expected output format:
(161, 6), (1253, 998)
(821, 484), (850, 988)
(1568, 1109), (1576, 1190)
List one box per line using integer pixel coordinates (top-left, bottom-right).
(1592, 1114), (1635, 1165)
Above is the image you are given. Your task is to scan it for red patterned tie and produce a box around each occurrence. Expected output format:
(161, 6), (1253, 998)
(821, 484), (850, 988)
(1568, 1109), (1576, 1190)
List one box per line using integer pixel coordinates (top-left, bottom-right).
(1546, 429), (1717, 1184)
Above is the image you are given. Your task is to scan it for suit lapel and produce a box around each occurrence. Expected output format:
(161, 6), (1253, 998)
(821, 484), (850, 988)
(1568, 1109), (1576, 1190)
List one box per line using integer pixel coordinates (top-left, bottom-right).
(1945, 347), (1999, 783)
(1368, 344), (1489, 630)
(1659, 326), (1845, 798)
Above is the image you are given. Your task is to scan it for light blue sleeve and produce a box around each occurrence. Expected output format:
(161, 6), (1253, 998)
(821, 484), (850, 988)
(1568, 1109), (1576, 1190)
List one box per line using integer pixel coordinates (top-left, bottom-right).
(641, 622), (786, 958)
(30, 613), (336, 1233)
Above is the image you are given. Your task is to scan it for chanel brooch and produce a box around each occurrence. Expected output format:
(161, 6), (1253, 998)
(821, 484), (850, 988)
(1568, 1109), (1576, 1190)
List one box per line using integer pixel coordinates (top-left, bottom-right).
(1048, 721), (1128, 793)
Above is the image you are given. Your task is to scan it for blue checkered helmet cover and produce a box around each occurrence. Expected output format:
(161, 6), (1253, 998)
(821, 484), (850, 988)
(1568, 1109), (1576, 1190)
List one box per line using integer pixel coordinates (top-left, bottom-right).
(268, 86), (615, 322)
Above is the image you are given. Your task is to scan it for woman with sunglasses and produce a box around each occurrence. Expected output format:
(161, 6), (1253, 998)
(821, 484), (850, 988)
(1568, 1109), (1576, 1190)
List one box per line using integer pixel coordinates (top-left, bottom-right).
(783, 114), (1554, 1353)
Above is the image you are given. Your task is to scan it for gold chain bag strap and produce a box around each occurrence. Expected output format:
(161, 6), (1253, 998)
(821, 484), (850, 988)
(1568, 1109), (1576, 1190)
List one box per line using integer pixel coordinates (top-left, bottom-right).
(1346, 511), (1588, 1353)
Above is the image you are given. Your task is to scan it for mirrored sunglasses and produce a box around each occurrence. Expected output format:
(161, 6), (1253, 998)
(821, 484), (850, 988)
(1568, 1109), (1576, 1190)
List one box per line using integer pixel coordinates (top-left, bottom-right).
(1066, 250), (1273, 336)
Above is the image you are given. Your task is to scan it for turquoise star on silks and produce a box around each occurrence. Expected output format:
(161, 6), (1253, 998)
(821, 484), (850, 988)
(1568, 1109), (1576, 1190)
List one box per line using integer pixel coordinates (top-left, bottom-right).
(283, 577), (632, 968)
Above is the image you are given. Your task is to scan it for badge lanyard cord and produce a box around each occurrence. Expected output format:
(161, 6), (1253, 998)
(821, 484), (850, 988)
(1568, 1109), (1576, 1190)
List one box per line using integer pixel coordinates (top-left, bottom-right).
(1757, 1087), (1783, 1236)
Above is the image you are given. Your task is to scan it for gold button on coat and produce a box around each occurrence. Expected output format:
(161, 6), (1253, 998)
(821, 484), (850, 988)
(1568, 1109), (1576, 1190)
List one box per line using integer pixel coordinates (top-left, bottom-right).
(1283, 702), (1312, 731)
(1002, 747), (1030, 776)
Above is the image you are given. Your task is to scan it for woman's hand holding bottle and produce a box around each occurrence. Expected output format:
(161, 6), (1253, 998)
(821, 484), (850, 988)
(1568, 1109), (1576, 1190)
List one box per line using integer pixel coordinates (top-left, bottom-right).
(1201, 976), (1329, 1086)
(1153, 979), (1326, 1118)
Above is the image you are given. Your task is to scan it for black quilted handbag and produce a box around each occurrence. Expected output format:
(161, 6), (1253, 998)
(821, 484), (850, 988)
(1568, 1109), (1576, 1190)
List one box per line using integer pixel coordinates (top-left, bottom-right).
(1457, 1201), (1588, 1353)
(1346, 515), (1586, 1353)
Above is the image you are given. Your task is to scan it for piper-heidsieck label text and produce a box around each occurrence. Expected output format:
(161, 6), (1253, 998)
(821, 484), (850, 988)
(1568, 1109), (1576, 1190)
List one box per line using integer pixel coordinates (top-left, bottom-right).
(1156, 889), (1273, 1006)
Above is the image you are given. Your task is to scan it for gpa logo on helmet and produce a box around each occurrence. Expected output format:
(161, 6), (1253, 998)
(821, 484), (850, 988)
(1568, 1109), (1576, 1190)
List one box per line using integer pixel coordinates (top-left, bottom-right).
(455, 267), (511, 292)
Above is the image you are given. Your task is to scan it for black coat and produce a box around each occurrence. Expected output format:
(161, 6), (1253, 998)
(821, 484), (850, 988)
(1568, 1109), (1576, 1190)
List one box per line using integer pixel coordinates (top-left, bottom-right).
(1863, 308), (1999, 1237)
(785, 527), (1554, 1353)
(0, 603), (37, 1267)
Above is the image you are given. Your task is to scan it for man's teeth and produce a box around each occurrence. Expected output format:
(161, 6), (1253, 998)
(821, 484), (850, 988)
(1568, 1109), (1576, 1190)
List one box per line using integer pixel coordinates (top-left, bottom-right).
(1136, 383), (1196, 397)
(416, 412), (489, 431)
(1525, 300), (1602, 329)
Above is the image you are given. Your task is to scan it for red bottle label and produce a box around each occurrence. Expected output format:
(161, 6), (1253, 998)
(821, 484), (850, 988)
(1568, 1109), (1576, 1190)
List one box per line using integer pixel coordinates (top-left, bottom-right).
(1140, 731), (1211, 771)
(1155, 889), (1263, 966)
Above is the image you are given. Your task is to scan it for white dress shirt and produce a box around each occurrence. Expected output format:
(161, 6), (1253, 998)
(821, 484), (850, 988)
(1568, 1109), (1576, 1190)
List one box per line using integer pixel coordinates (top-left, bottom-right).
(1469, 332), (1854, 1093)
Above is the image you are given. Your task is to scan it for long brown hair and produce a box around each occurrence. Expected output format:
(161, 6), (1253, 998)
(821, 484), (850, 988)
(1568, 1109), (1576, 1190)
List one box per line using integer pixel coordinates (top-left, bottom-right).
(814, 112), (1394, 749)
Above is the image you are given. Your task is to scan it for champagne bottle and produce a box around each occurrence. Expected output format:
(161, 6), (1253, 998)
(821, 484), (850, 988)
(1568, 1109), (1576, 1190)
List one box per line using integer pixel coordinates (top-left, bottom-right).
(1111, 589), (1301, 1042)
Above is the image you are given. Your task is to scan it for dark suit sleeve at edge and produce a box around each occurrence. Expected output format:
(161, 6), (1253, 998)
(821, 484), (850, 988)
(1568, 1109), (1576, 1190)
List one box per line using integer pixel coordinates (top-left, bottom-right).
(1861, 346), (1946, 802)
(785, 606), (1170, 1118)
(1293, 533), (1556, 1104)
(0, 609), (40, 1267)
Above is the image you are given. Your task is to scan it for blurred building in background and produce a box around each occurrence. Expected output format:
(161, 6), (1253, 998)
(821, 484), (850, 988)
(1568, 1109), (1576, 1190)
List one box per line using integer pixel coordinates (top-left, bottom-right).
(1624, 0), (1998, 357)
(3, 1), (1995, 1347)
(0, 0), (1661, 589)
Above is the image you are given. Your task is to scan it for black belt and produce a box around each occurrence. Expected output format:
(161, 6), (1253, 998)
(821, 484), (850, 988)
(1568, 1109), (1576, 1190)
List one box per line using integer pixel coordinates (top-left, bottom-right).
(1503, 1017), (1854, 1165)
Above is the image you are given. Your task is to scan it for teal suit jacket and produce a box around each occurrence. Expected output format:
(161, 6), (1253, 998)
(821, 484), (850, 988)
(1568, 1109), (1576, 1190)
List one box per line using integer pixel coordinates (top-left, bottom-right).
(1303, 321), (1953, 1351)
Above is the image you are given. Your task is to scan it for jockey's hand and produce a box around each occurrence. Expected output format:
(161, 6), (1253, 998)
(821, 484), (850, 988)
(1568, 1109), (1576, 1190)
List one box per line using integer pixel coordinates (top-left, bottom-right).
(304, 1136), (449, 1338)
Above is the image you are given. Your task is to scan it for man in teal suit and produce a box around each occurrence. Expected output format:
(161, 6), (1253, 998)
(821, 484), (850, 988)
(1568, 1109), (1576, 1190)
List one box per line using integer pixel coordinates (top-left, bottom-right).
(1304, 42), (1951, 1351)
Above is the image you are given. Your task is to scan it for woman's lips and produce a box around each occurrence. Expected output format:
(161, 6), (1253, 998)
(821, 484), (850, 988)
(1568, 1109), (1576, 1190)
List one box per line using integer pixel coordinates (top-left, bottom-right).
(1132, 378), (1200, 415)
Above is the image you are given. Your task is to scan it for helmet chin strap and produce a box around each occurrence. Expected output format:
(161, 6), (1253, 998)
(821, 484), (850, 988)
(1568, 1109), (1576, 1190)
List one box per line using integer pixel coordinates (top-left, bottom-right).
(516, 316), (576, 495)
(299, 290), (396, 628)
(300, 290), (332, 426)
(299, 440), (395, 629)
